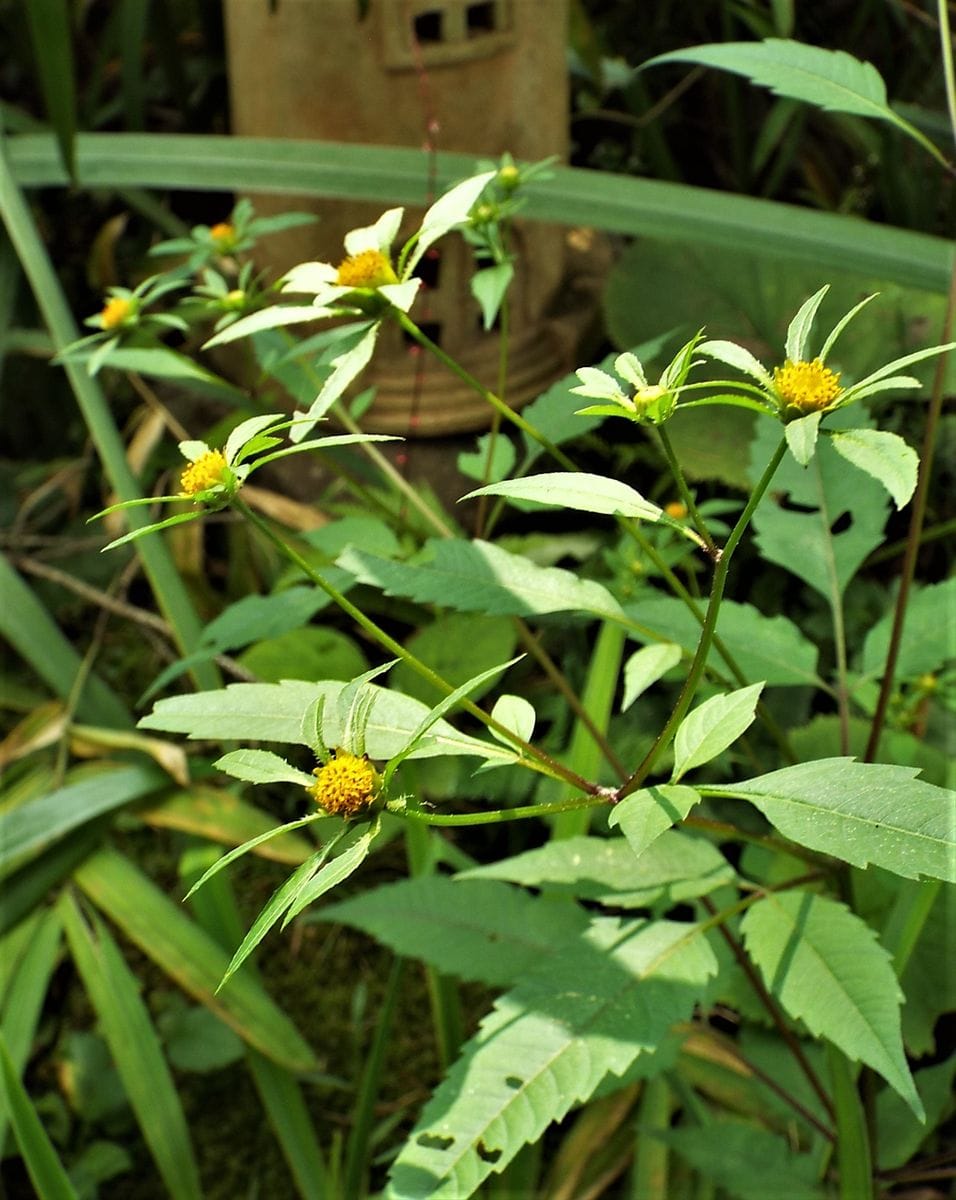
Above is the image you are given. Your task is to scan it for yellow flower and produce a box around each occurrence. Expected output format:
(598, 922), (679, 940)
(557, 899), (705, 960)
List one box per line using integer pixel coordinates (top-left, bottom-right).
(665, 501), (687, 519)
(773, 359), (843, 414)
(180, 450), (228, 496)
(210, 221), (236, 248)
(100, 296), (133, 330)
(309, 750), (378, 818)
(335, 249), (398, 290)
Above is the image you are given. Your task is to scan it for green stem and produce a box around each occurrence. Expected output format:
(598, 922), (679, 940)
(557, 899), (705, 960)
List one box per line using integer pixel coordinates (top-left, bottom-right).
(393, 793), (611, 827)
(630, 1075), (671, 1200)
(233, 498), (597, 795)
(813, 465), (851, 754)
(394, 310), (577, 472)
(939, 0), (956, 153)
(865, 257), (956, 761)
(656, 426), (718, 556)
(616, 437), (788, 800)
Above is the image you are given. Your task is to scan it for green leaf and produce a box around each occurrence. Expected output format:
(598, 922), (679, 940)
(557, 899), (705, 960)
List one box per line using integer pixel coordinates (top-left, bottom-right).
(338, 539), (626, 623)
(624, 595), (820, 688)
(392, 614), (518, 706)
(643, 39), (939, 162)
(862, 578), (956, 680)
(60, 893), (204, 1200)
(899, 885), (956, 1056)
(24, 0), (76, 180)
(141, 785), (315, 865)
(85, 346), (245, 401)
(741, 890), (922, 1117)
(609, 785), (701, 858)
(828, 428), (918, 509)
(464, 472), (664, 524)
(324, 876), (589, 987)
(238, 626), (368, 684)
(0, 1032), (79, 1200)
(785, 285), (829, 363)
(622, 643), (682, 711)
(406, 170), (496, 274)
(489, 694), (535, 746)
(749, 410), (889, 602)
(9, 135), (952, 293)
(784, 411), (822, 466)
(290, 322), (379, 442)
(387, 917), (717, 1198)
(650, 1119), (824, 1200)
(471, 262), (514, 330)
(213, 749), (315, 788)
(463, 830), (734, 908)
(204, 304), (333, 348)
(457, 433), (516, 485)
(74, 848), (321, 1071)
(141, 678), (515, 765)
(707, 758), (956, 882)
(281, 818), (380, 925)
(672, 683), (764, 782)
(876, 1055), (956, 1170)
(160, 1006), (244, 1073)
(0, 763), (166, 880)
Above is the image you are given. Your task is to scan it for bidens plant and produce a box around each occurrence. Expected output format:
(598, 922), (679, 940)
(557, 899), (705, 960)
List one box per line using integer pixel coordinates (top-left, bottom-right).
(82, 161), (954, 1200)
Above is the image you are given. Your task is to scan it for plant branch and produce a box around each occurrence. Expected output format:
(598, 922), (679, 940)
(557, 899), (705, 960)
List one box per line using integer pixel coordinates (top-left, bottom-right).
(656, 426), (718, 556)
(615, 437), (788, 799)
(865, 255), (956, 761)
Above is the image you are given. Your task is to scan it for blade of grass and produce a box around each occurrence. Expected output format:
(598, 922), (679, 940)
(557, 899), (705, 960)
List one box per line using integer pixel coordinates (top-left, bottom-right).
(0, 825), (103, 937)
(0, 1032), (78, 1200)
(74, 847), (321, 1072)
(5, 134), (952, 293)
(0, 554), (131, 729)
(179, 843), (332, 1199)
(22, 0), (76, 180)
(60, 891), (204, 1200)
(119, 0), (150, 131)
(0, 138), (218, 691)
(0, 909), (61, 1154)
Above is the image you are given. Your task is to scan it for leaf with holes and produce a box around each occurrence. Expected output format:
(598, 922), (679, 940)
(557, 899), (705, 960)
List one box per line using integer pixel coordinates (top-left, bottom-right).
(741, 890), (921, 1117)
(706, 758), (956, 882)
(386, 917), (717, 1199)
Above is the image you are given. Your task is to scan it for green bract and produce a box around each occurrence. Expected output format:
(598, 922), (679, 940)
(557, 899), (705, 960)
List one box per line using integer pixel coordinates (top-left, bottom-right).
(570, 333), (703, 425)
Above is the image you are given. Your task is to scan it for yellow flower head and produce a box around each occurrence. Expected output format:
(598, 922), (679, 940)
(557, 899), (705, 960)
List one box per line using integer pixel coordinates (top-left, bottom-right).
(773, 359), (843, 414)
(100, 296), (133, 330)
(210, 221), (236, 248)
(335, 249), (398, 290)
(665, 500), (688, 519)
(309, 750), (378, 818)
(180, 450), (228, 496)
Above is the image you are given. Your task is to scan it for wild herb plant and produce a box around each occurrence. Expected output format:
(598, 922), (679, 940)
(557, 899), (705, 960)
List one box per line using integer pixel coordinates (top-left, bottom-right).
(2, 20), (955, 1200)
(69, 158), (954, 1200)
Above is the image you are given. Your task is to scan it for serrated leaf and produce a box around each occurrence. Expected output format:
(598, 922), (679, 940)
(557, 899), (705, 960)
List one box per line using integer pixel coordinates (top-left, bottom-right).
(387, 917), (717, 1199)
(645, 39), (900, 127)
(672, 683), (764, 782)
(785, 411), (822, 466)
(862, 579), (956, 679)
(462, 830), (734, 908)
(706, 758), (956, 882)
(392, 614), (518, 706)
(624, 595), (820, 688)
(141, 679), (515, 765)
(213, 749), (315, 788)
(463, 473), (663, 523)
(324, 876), (589, 987)
(741, 890), (922, 1117)
(338, 539), (626, 623)
(697, 339), (772, 385)
(621, 643), (682, 712)
(750, 410), (889, 602)
(651, 1118), (824, 1200)
(828, 428), (918, 509)
(609, 785), (701, 858)
(280, 818), (379, 925)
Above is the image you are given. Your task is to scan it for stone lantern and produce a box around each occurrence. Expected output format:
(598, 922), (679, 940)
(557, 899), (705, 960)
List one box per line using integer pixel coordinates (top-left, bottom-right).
(224, 0), (597, 434)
